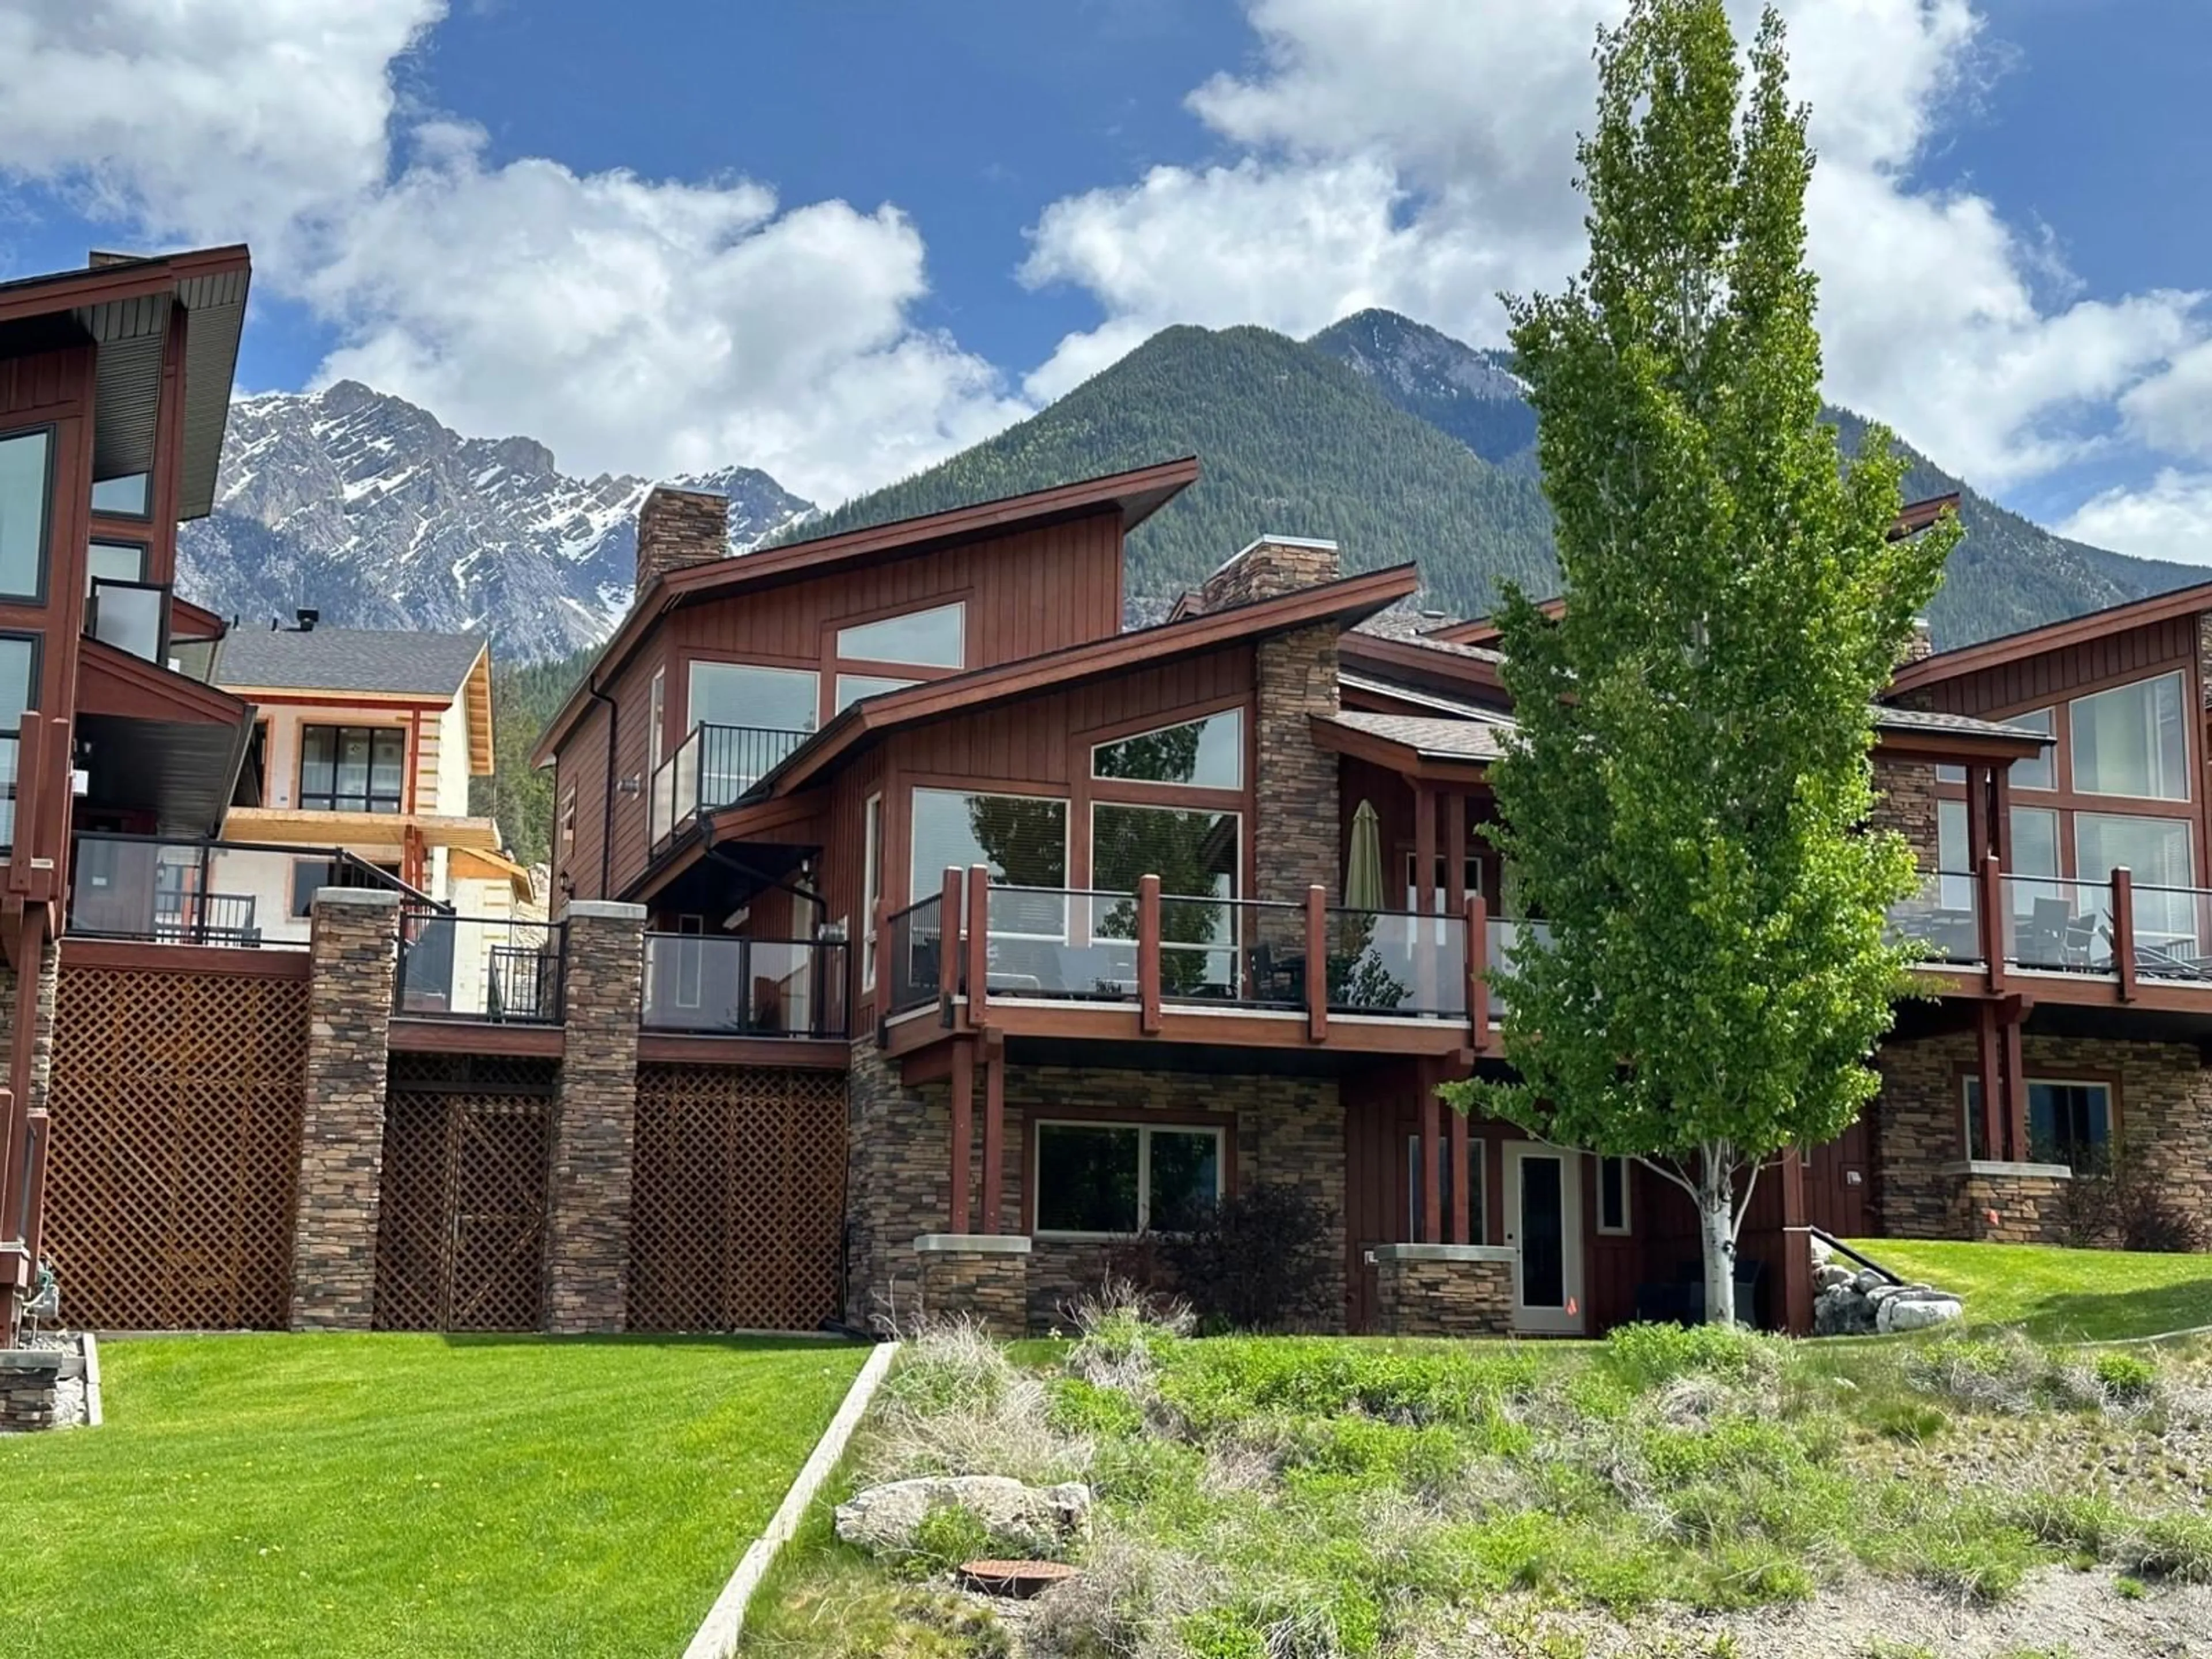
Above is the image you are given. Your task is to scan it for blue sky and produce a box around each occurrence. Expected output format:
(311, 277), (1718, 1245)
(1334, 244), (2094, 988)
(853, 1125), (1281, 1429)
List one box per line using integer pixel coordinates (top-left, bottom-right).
(2, 1), (2210, 560)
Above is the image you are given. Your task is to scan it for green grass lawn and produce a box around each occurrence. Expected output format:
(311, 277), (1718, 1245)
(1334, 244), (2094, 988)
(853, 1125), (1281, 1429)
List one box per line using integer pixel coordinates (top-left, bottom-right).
(1844, 1238), (2212, 1341)
(0, 1333), (867, 1659)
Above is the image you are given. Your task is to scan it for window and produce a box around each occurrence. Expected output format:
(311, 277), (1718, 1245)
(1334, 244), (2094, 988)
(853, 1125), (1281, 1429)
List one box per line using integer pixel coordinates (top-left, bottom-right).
(290, 859), (339, 918)
(1034, 1121), (1222, 1235)
(862, 793), (882, 990)
(1937, 709), (2055, 790)
(835, 672), (918, 712)
(2071, 672), (2188, 800)
(1597, 1156), (1632, 1234)
(1403, 851), (1485, 911)
(90, 472), (150, 517)
(909, 787), (1067, 908)
(836, 601), (964, 669)
(1962, 1077), (2112, 1167)
(648, 668), (665, 777)
(0, 634), (39, 851)
(1092, 709), (1243, 789)
(88, 539), (146, 592)
(560, 787), (577, 854)
(2010, 805), (2062, 916)
(0, 429), (54, 600)
(687, 660), (818, 734)
(2078, 813), (2196, 943)
(1937, 797), (1972, 910)
(1405, 1137), (1482, 1243)
(299, 725), (405, 813)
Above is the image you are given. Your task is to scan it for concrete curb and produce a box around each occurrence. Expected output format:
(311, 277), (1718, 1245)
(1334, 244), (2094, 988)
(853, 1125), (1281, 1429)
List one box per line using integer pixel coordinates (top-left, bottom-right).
(681, 1340), (900, 1659)
(82, 1332), (102, 1428)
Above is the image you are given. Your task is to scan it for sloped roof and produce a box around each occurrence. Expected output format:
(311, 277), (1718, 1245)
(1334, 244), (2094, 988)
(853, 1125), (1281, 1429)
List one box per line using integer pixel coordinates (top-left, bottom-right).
(1323, 711), (1508, 761)
(214, 627), (488, 698)
(1872, 706), (2054, 743)
(1351, 609), (1504, 662)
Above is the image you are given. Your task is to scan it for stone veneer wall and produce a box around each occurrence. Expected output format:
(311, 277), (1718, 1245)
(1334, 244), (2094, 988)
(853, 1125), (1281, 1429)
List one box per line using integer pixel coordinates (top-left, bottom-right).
(289, 889), (400, 1330)
(1870, 755), (1940, 872)
(1872, 1031), (2212, 1241)
(635, 485), (729, 589)
(915, 1241), (1030, 1334)
(544, 902), (646, 1334)
(1371, 1249), (1513, 1337)
(0, 931), (60, 1119)
(0, 1361), (63, 1431)
(839, 1047), (1350, 1334)
(1949, 1169), (2070, 1244)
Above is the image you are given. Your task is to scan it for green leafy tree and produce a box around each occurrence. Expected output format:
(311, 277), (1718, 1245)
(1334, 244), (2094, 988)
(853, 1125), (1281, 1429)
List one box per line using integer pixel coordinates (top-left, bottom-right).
(1441, 0), (1956, 1325)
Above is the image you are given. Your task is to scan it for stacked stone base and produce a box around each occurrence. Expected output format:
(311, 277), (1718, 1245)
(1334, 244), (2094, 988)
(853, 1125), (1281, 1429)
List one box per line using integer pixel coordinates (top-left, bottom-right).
(1941, 1161), (2071, 1245)
(912, 1236), (1032, 1335)
(0, 1337), (92, 1431)
(1370, 1244), (1516, 1336)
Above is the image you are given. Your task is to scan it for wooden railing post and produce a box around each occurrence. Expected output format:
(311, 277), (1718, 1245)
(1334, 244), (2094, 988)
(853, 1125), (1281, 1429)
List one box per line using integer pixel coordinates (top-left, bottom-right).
(2112, 866), (2136, 1004)
(1305, 884), (1328, 1043)
(965, 865), (991, 1025)
(937, 868), (963, 1027)
(1979, 852), (2006, 995)
(1138, 874), (1162, 1035)
(1466, 893), (1488, 1052)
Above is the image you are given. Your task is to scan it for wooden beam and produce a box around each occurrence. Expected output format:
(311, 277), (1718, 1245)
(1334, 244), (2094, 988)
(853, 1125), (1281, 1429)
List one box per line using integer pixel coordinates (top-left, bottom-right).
(965, 865), (991, 1027)
(1304, 883), (1327, 1043)
(980, 1040), (1006, 1234)
(2001, 1009), (2029, 1164)
(1466, 893), (1488, 1052)
(1975, 1000), (2003, 1161)
(1138, 874), (1162, 1036)
(1414, 781), (1437, 1012)
(1420, 1063), (1442, 1245)
(949, 1038), (974, 1233)
(1979, 853), (2006, 995)
(1778, 1147), (1813, 1337)
(1444, 793), (1467, 913)
(1448, 1090), (1471, 1246)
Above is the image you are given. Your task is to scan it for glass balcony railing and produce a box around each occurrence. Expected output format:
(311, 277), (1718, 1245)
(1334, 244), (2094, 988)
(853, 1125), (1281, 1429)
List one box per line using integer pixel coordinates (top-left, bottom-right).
(1883, 872), (1984, 965)
(1327, 908), (1468, 1019)
(647, 723), (812, 849)
(641, 934), (847, 1037)
(396, 911), (564, 1022)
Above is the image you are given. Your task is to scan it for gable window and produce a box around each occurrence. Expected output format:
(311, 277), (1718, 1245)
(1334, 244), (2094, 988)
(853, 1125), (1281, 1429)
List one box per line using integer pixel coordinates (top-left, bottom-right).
(1092, 709), (1243, 789)
(1963, 1077), (2112, 1166)
(910, 787), (1067, 940)
(1939, 707), (2056, 790)
(90, 472), (151, 517)
(835, 672), (919, 713)
(1034, 1120), (1221, 1235)
(836, 601), (964, 670)
(687, 660), (818, 734)
(0, 429), (54, 600)
(2071, 672), (2188, 801)
(300, 725), (405, 813)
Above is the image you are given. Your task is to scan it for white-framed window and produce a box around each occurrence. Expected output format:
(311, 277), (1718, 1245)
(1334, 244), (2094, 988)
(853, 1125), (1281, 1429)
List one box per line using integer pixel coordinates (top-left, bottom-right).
(836, 601), (965, 669)
(1596, 1155), (1632, 1234)
(2071, 671), (2189, 801)
(862, 793), (882, 991)
(1403, 851), (1485, 911)
(1939, 707), (2055, 790)
(1960, 1075), (2113, 1166)
(648, 667), (666, 777)
(1033, 1119), (1223, 1236)
(687, 660), (819, 734)
(1090, 708), (1243, 789)
(1405, 1135), (1483, 1244)
(909, 786), (1069, 937)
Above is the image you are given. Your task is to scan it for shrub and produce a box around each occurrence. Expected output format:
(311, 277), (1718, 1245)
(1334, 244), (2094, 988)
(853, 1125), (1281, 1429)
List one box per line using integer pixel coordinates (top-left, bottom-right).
(2124, 1513), (2212, 1584)
(1600, 1321), (1782, 1395)
(1157, 1183), (1338, 1333)
(2053, 1136), (2208, 1254)
(2092, 1350), (2159, 1406)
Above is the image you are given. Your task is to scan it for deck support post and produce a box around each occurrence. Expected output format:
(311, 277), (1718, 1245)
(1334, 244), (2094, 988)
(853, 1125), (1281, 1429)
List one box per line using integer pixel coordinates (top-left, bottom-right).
(1414, 782), (1438, 1010)
(1419, 1059), (1443, 1246)
(2001, 1006), (2029, 1164)
(1448, 1087), (1471, 1247)
(980, 1029), (1006, 1234)
(1979, 853), (2006, 995)
(1778, 1147), (1813, 1337)
(1305, 884), (1328, 1042)
(948, 1039), (974, 1234)
(1138, 874), (1162, 1035)
(1466, 893), (1488, 1053)
(1974, 999), (2004, 1162)
(2113, 866), (2137, 1003)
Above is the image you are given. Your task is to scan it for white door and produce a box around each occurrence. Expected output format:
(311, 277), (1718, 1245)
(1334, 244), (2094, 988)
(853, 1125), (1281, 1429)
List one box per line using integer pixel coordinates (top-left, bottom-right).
(1503, 1142), (1585, 1334)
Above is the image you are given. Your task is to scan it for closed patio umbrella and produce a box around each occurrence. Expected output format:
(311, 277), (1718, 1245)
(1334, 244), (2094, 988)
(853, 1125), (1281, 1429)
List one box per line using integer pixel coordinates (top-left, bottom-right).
(1345, 798), (1385, 912)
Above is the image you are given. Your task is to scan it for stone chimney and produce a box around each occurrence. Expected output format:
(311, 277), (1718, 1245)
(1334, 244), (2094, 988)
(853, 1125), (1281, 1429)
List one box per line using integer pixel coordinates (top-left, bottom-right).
(635, 486), (729, 592)
(1198, 537), (1343, 906)
(1903, 616), (1934, 664)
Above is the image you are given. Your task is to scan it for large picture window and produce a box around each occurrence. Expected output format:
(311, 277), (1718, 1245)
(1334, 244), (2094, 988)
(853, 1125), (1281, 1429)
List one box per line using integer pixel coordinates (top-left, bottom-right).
(1034, 1121), (1222, 1235)
(836, 602), (964, 669)
(1091, 709), (1243, 789)
(687, 660), (818, 734)
(0, 634), (38, 851)
(299, 725), (406, 813)
(908, 787), (1067, 926)
(0, 429), (54, 600)
(1963, 1077), (2112, 1168)
(2071, 672), (2188, 801)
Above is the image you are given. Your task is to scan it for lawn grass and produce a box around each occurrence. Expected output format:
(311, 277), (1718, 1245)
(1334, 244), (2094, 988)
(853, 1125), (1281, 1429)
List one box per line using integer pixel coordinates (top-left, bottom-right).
(0, 1332), (867, 1659)
(1844, 1238), (2212, 1341)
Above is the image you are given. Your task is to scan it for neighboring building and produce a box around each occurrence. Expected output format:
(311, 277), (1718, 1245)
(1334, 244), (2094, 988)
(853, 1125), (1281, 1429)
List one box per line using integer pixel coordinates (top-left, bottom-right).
(0, 247), (261, 1333)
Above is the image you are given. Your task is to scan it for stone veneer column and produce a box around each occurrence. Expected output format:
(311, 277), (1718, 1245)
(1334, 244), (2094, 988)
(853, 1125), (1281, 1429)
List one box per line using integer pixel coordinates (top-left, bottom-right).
(1942, 1161), (2072, 1244)
(635, 486), (729, 590)
(1368, 1244), (1516, 1336)
(913, 1234), (1031, 1335)
(290, 888), (400, 1330)
(544, 901), (646, 1334)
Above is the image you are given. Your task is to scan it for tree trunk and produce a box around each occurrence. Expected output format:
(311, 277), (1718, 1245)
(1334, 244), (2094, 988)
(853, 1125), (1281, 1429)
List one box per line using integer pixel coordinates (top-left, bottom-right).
(1698, 1177), (1738, 1327)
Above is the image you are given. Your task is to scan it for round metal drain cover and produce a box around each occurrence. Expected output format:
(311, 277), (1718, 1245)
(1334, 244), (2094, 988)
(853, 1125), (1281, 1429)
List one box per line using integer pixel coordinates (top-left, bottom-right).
(957, 1558), (1080, 1599)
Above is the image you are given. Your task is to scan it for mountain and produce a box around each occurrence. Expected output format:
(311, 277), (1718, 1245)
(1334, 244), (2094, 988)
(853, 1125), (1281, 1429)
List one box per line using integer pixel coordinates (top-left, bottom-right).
(798, 310), (2206, 649)
(178, 381), (813, 663)
(1310, 308), (2207, 646)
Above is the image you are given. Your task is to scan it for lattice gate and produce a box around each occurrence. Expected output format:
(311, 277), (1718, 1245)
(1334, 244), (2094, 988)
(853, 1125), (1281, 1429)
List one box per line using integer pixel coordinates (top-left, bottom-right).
(629, 1064), (847, 1332)
(42, 963), (310, 1329)
(373, 1054), (555, 1332)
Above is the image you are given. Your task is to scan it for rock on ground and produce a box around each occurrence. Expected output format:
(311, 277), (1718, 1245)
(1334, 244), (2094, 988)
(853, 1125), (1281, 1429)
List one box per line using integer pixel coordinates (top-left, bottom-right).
(835, 1476), (1092, 1558)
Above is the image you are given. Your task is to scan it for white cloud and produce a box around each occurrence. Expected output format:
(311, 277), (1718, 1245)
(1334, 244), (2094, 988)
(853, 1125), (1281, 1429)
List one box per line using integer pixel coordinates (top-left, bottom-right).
(2059, 471), (2212, 566)
(1024, 0), (2205, 493)
(2118, 340), (2212, 463)
(0, 0), (1025, 502)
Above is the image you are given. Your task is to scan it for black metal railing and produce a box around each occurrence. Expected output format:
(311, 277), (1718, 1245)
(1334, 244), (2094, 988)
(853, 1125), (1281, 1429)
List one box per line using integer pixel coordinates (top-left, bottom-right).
(884, 894), (945, 1017)
(641, 933), (848, 1037)
(67, 833), (446, 949)
(395, 910), (564, 1022)
(648, 722), (812, 849)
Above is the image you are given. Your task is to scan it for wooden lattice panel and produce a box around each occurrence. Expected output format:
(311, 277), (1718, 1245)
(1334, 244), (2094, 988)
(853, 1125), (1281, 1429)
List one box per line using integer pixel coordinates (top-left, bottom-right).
(42, 964), (310, 1330)
(373, 1056), (554, 1332)
(629, 1064), (847, 1332)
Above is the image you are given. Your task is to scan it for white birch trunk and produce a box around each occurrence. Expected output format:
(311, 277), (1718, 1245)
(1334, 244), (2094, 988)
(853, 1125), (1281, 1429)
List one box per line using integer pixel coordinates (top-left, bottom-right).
(1698, 1175), (1738, 1327)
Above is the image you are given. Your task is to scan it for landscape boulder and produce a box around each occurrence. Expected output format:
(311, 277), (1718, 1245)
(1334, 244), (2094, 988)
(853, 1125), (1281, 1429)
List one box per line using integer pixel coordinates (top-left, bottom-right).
(1815, 1272), (1964, 1336)
(1877, 1294), (1965, 1334)
(835, 1475), (1093, 1558)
